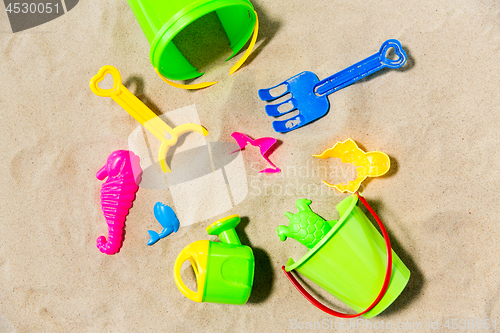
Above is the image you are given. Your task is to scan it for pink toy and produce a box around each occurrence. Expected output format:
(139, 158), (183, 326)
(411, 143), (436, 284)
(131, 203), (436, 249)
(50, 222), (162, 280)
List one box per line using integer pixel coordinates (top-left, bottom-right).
(231, 132), (280, 173)
(96, 150), (142, 255)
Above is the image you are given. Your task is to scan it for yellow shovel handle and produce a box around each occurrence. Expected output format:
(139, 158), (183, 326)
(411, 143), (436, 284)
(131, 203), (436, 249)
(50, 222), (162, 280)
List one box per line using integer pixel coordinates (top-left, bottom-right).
(90, 66), (210, 173)
(89, 65), (168, 141)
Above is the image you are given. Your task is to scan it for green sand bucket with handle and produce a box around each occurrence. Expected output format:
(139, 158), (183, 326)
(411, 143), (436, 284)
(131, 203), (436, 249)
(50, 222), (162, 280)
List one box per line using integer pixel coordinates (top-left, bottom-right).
(279, 193), (410, 318)
(126, 0), (257, 81)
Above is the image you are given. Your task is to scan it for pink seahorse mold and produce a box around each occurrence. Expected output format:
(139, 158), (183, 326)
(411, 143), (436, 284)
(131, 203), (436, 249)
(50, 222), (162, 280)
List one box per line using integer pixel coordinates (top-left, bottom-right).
(95, 150), (142, 255)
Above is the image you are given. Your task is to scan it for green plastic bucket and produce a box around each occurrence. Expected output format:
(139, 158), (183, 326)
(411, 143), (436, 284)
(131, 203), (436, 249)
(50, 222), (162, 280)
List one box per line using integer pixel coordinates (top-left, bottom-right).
(126, 0), (256, 81)
(284, 195), (410, 318)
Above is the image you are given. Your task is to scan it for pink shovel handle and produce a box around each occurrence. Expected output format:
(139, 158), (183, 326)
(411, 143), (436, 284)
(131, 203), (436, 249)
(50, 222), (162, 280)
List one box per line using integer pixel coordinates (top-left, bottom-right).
(282, 192), (393, 318)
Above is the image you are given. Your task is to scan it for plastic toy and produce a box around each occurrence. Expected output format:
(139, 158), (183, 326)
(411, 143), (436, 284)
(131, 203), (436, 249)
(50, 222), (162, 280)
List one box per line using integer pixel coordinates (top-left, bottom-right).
(258, 39), (407, 132)
(96, 150), (142, 255)
(147, 202), (180, 246)
(89, 65), (209, 173)
(277, 199), (333, 248)
(126, 0), (259, 87)
(231, 132), (280, 173)
(279, 194), (410, 318)
(313, 138), (390, 193)
(174, 215), (254, 304)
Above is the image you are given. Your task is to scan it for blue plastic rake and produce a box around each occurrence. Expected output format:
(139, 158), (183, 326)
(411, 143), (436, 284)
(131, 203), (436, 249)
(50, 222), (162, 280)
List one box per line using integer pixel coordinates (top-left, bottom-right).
(258, 39), (407, 133)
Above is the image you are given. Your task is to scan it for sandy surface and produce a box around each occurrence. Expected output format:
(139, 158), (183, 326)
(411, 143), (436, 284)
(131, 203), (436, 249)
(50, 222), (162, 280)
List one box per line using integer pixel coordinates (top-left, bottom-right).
(1, 0), (500, 332)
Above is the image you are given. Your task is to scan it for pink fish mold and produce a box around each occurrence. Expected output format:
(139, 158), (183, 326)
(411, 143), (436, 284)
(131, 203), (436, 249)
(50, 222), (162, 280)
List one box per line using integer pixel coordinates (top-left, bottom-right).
(96, 150), (142, 255)
(231, 132), (281, 173)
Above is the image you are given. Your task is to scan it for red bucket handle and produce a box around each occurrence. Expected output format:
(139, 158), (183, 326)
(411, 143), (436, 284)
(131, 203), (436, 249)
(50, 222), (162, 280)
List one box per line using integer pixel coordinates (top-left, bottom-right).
(282, 192), (393, 318)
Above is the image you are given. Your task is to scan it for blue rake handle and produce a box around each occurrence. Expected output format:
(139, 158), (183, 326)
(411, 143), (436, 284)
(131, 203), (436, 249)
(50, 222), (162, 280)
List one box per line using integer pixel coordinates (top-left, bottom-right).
(314, 39), (407, 97)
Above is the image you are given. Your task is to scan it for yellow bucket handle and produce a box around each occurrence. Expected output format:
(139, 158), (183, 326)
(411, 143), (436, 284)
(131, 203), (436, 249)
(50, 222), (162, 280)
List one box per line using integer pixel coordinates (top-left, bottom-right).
(156, 11), (259, 89)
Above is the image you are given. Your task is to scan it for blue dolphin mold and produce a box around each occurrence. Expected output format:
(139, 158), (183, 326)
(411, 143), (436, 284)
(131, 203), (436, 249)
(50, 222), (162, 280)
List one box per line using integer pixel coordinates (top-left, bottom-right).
(147, 202), (180, 246)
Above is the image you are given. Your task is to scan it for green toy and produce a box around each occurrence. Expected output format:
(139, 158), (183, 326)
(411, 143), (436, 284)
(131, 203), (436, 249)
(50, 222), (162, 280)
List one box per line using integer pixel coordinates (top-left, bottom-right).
(277, 199), (333, 249)
(126, 0), (257, 81)
(278, 194), (410, 318)
(174, 215), (255, 305)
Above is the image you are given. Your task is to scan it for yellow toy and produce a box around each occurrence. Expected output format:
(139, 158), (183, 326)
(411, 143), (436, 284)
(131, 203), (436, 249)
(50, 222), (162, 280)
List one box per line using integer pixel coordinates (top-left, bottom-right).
(313, 139), (390, 193)
(90, 65), (209, 173)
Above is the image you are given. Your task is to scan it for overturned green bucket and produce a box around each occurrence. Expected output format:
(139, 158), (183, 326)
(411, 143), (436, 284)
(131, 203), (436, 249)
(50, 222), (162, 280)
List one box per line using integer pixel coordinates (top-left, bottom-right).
(126, 0), (257, 81)
(280, 194), (410, 318)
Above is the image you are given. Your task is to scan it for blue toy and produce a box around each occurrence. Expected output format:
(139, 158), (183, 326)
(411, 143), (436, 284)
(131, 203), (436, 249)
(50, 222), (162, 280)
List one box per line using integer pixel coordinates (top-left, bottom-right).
(147, 202), (180, 246)
(258, 39), (407, 133)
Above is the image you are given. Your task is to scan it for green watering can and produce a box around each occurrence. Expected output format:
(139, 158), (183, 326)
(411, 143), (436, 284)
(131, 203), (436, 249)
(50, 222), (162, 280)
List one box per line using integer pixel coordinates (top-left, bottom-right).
(278, 193), (410, 318)
(174, 215), (255, 304)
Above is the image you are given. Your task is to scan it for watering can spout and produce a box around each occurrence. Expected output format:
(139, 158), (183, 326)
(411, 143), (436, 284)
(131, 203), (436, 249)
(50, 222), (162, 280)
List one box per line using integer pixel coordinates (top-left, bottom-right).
(206, 214), (241, 245)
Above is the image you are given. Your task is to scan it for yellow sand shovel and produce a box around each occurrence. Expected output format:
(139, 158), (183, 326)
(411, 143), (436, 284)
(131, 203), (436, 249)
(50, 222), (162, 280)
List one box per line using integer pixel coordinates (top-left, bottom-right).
(90, 65), (208, 173)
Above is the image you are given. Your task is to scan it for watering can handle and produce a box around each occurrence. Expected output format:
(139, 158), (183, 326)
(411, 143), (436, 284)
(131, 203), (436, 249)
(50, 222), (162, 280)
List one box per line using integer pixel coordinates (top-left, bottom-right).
(282, 192), (393, 318)
(174, 249), (204, 303)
